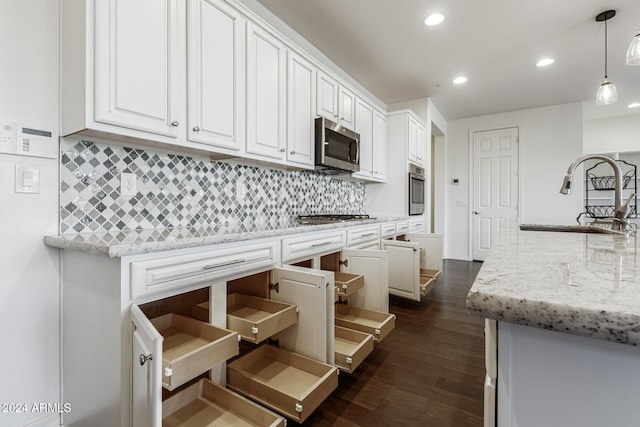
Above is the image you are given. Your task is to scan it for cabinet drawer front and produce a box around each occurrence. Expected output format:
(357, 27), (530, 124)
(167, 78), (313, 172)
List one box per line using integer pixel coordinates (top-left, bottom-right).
(346, 225), (380, 247)
(409, 219), (425, 232)
(395, 221), (409, 234)
(130, 241), (278, 299)
(380, 223), (396, 239)
(281, 231), (345, 263)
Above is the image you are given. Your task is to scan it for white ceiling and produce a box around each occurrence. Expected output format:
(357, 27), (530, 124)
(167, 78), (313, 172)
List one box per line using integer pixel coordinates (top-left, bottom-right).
(254, 0), (640, 121)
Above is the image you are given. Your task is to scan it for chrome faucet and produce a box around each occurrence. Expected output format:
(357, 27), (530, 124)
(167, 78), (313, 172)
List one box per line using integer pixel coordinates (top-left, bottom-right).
(560, 154), (633, 231)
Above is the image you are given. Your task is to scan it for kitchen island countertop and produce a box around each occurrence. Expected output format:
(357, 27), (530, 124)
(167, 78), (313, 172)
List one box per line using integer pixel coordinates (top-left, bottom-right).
(466, 226), (640, 346)
(43, 217), (405, 258)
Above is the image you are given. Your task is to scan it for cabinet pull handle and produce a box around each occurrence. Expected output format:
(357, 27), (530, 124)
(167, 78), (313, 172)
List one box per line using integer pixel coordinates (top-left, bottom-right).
(170, 121), (179, 127)
(360, 232), (377, 237)
(202, 259), (245, 270)
(193, 126), (200, 132)
(311, 241), (333, 248)
(139, 353), (153, 366)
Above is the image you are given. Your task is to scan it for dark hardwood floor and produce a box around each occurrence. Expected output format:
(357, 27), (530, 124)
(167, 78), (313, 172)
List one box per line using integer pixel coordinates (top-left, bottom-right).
(296, 259), (485, 426)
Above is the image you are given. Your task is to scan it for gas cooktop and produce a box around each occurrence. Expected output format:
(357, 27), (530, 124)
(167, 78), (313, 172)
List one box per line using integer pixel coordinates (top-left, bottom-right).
(295, 214), (374, 225)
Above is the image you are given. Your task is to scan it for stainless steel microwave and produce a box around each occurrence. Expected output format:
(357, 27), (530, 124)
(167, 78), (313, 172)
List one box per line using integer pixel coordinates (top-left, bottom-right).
(315, 117), (360, 173)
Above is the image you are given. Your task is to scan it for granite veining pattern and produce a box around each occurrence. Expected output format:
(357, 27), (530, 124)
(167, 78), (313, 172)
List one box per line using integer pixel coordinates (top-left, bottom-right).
(44, 218), (401, 258)
(467, 227), (640, 346)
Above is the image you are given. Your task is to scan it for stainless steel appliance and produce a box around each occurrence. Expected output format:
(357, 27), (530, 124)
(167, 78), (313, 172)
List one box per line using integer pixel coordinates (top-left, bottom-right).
(409, 165), (425, 215)
(315, 117), (360, 173)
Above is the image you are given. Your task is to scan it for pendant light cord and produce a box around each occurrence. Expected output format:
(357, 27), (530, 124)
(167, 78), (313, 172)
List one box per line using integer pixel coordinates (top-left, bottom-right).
(604, 18), (608, 78)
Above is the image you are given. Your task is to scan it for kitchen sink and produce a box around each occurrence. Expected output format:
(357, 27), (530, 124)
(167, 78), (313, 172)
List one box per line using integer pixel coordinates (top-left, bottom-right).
(519, 224), (630, 234)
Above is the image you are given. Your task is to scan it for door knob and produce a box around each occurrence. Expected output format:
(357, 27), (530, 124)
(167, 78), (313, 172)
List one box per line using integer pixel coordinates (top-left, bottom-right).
(473, 211), (480, 215)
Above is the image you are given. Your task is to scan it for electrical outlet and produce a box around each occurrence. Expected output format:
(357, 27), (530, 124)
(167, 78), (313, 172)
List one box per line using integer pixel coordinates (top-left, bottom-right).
(121, 172), (137, 196)
(236, 179), (246, 200)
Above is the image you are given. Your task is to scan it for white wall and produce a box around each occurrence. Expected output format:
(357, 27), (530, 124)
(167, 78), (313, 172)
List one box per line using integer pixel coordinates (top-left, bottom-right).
(583, 114), (640, 154)
(445, 103), (584, 260)
(0, 1), (60, 426)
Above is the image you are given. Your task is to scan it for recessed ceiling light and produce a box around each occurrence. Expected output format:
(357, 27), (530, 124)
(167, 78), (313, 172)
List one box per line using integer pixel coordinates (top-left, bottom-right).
(453, 76), (467, 84)
(628, 102), (640, 108)
(536, 58), (555, 67)
(424, 13), (445, 26)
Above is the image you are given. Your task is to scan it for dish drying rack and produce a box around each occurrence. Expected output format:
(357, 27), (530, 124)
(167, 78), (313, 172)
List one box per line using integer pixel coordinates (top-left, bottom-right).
(582, 159), (637, 220)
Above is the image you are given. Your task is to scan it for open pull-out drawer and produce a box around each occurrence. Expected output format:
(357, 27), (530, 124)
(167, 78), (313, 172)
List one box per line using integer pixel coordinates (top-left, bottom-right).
(334, 326), (374, 373)
(227, 344), (339, 423)
(334, 304), (395, 342)
(334, 272), (364, 297)
(226, 294), (298, 344)
(148, 313), (239, 391)
(163, 378), (285, 427)
(421, 268), (442, 281)
(419, 268), (442, 297)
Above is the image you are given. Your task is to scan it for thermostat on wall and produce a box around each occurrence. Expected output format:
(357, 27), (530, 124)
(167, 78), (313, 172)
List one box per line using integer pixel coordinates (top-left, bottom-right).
(0, 121), (57, 159)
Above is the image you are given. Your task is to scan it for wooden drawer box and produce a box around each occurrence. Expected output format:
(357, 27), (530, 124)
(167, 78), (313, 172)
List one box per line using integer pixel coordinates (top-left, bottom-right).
(163, 378), (285, 427)
(420, 274), (436, 297)
(334, 272), (364, 297)
(227, 345), (339, 423)
(334, 326), (374, 373)
(227, 294), (298, 344)
(421, 268), (442, 280)
(335, 305), (396, 342)
(150, 313), (239, 391)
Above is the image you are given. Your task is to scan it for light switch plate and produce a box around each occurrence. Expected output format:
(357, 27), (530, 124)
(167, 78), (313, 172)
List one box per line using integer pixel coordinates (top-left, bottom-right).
(15, 165), (40, 194)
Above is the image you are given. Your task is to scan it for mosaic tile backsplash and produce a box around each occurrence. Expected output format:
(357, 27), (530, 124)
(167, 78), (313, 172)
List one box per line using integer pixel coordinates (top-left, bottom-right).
(60, 139), (366, 234)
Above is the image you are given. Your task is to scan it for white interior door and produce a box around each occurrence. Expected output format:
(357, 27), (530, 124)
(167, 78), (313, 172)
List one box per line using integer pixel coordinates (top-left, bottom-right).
(472, 127), (519, 261)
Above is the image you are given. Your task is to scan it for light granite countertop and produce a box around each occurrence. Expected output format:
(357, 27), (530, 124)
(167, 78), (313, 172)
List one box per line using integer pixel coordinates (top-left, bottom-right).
(467, 227), (640, 346)
(43, 217), (404, 258)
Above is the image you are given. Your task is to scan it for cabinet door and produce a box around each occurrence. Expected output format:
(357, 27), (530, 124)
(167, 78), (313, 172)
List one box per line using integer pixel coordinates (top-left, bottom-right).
(416, 123), (426, 166)
(246, 22), (286, 160)
(341, 249), (389, 313)
(316, 70), (338, 121)
(272, 266), (334, 364)
(338, 86), (356, 130)
(372, 109), (387, 181)
(187, 0), (245, 151)
(94, 0), (181, 137)
(131, 305), (163, 427)
(407, 116), (419, 164)
(381, 239), (421, 302)
(353, 98), (373, 179)
(287, 51), (316, 167)
(407, 232), (443, 271)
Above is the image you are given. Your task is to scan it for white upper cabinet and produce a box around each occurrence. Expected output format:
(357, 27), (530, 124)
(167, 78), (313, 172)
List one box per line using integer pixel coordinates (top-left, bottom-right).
(353, 100), (387, 183)
(92, 0), (183, 137)
(246, 22), (287, 160)
(338, 86), (356, 130)
(187, 0), (246, 152)
(353, 98), (373, 179)
(286, 51), (316, 167)
(387, 110), (426, 167)
(372, 108), (388, 181)
(316, 70), (356, 131)
(316, 71), (339, 122)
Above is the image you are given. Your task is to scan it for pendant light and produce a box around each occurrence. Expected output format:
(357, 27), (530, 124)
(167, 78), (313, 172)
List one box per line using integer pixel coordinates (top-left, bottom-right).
(627, 29), (640, 65)
(595, 10), (618, 106)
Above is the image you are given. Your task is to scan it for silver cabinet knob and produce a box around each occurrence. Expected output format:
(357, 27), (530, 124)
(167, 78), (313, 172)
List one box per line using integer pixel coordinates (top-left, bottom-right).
(139, 353), (153, 366)
(290, 150), (295, 155)
(193, 126), (200, 132)
(280, 148), (285, 152)
(171, 121), (179, 127)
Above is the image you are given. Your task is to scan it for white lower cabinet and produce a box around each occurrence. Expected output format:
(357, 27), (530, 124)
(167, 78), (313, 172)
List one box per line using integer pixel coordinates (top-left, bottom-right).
(58, 224), (411, 426)
(382, 232), (443, 302)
